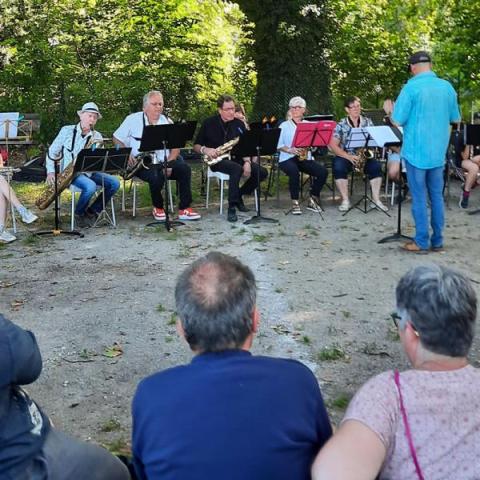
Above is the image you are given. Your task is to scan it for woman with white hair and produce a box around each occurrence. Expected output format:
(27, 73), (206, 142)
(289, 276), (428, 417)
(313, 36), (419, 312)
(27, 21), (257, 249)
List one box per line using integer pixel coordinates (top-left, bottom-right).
(312, 263), (480, 480)
(277, 96), (328, 215)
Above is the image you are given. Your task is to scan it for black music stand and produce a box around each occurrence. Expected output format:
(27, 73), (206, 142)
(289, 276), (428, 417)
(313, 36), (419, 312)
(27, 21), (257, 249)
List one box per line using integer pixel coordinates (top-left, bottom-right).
(284, 120), (336, 217)
(466, 125), (480, 215)
(231, 128), (281, 224)
(342, 128), (390, 217)
(139, 122), (197, 231)
(74, 147), (131, 227)
(36, 154), (84, 238)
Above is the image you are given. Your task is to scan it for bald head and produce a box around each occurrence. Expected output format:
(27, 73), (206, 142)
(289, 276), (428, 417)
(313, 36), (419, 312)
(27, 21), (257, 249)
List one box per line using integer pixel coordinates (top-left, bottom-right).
(175, 252), (256, 352)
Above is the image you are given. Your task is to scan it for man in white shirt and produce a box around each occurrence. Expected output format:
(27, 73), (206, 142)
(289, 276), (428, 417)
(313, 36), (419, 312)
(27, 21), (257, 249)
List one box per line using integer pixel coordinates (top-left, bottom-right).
(113, 90), (200, 221)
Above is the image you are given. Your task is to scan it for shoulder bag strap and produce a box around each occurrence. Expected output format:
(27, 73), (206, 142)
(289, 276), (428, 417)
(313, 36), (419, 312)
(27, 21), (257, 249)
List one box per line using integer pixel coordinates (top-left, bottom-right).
(394, 370), (424, 480)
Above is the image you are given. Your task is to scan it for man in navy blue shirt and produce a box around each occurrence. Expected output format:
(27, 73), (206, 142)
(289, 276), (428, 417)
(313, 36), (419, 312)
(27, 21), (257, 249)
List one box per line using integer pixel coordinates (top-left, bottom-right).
(132, 252), (332, 480)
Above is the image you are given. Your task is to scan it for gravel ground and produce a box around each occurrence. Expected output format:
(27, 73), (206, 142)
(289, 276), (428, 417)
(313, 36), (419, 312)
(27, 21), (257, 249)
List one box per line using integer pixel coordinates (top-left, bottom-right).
(1, 179), (479, 453)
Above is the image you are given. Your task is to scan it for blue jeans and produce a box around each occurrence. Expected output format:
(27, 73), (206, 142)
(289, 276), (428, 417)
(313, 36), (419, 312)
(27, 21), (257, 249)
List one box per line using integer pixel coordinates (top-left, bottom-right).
(71, 173), (120, 215)
(405, 161), (444, 249)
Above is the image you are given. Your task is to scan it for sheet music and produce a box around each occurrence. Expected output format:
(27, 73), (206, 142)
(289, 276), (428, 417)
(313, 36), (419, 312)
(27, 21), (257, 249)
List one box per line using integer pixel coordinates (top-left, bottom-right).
(364, 126), (403, 147)
(345, 127), (378, 149)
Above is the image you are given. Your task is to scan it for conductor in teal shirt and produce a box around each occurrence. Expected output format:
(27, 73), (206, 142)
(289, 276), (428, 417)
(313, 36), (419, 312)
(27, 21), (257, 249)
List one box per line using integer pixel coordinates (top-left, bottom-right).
(392, 51), (461, 253)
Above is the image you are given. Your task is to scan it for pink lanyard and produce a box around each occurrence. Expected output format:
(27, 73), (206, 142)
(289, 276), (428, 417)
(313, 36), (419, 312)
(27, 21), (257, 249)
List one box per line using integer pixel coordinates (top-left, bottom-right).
(394, 370), (424, 480)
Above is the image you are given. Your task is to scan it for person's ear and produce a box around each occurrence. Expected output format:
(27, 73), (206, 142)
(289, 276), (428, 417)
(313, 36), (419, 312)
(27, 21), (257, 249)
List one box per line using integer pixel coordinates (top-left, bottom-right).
(252, 307), (260, 333)
(176, 318), (186, 339)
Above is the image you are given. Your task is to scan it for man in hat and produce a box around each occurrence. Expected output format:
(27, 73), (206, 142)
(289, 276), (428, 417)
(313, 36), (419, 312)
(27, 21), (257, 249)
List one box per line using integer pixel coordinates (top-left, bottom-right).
(392, 51), (461, 253)
(47, 102), (120, 228)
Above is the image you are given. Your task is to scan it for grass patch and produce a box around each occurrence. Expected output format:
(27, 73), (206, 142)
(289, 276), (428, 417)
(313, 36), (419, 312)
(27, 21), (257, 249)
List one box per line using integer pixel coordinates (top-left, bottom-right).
(331, 393), (351, 410)
(251, 233), (271, 243)
(164, 335), (174, 343)
(22, 234), (40, 245)
(167, 312), (177, 326)
(100, 418), (122, 433)
(274, 287), (283, 293)
(156, 304), (166, 313)
(341, 310), (351, 319)
(103, 438), (131, 457)
(301, 335), (311, 345)
(317, 344), (346, 361)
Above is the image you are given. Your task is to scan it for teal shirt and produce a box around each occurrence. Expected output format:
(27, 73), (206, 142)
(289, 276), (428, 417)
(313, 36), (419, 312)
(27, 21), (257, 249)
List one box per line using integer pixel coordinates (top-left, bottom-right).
(392, 71), (460, 169)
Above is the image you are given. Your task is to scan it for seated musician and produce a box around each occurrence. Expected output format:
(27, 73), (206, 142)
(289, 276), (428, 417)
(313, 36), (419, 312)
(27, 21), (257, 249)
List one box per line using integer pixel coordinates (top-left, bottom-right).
(0, 153), (38, 243)
(193, 94), (268, 222)
(458, 113), (480, 209)
(329, 96), (388, 212)
(113, 90), (200, 221)
(47, 102), (120, 228)
(276, 97), (327, 215)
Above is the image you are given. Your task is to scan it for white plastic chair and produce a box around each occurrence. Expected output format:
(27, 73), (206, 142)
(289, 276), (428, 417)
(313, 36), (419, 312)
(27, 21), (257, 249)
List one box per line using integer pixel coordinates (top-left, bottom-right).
(122, 178), (174, 217)
(205, 168), (258, 214)
(69, 184), (116, 230)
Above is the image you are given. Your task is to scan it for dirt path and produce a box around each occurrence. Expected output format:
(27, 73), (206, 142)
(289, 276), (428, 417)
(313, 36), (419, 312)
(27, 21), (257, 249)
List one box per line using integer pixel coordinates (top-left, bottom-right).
(1, 184), (480, 451)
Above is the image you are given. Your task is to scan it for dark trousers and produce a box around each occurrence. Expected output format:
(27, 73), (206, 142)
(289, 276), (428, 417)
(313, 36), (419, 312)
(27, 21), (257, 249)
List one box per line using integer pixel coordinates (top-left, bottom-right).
(279, 157), (327, 200)
(332, 155), (382, 180)
(211, 158), (268, 207)
(135, 161), (192, 210)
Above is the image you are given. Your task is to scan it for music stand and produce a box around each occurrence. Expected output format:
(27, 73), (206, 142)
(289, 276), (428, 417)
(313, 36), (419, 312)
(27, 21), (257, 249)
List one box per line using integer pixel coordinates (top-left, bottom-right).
(74, 147), (131, 227)
(285, 120), (336, 217)
(367, 126), (412, 243)
(342, 127), (390, 217)
(139, 122), (197, 231)
(36, 154), (84, 238)
(465, 125), (480, 215)
(231, 128), (281, 224)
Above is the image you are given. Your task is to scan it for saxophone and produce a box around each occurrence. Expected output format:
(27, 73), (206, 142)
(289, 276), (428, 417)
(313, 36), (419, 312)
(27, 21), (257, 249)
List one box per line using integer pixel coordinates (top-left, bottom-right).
(202, 137), (240, 166)
(354, 147), (374, 172)
(123, 151), (155, 180)
(36, 128), (97, 210)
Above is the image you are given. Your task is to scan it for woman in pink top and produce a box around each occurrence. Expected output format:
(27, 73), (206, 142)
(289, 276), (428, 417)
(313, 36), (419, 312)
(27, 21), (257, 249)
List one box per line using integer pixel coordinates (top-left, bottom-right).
(312, 264), (479, 480)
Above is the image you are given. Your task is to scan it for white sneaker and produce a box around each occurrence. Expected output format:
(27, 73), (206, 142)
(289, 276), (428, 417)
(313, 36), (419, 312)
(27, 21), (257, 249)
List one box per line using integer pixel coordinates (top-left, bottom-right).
(20, 209), (38, 224)
(338, 200), (351, 212)
(291, 201), (302, 215)
(0, 229), (16, 243)
(370, 200), (389, 212)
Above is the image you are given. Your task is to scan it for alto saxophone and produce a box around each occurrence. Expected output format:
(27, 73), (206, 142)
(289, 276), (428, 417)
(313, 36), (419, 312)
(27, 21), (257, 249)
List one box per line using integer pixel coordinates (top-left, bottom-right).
(354, 147), (374, 172)
(36, 128), (97, 210)
(203, 137), (240, 166)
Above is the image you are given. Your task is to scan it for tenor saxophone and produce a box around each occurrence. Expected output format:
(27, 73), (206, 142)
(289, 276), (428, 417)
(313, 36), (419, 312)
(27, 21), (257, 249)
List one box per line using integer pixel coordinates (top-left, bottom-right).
(36, 128), (97, 210)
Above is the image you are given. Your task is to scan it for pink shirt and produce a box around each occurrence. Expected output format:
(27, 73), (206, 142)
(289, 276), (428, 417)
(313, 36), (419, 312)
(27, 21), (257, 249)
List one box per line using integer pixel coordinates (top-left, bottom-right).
(343, 365), (480, 479)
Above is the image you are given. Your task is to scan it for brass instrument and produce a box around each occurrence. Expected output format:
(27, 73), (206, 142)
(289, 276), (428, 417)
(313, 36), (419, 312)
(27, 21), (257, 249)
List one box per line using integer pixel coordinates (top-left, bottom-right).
(202, 137), (240, 166)
(35, 128), (97, 210)
(354, 147), (374, 172)
(123, 151), (155, 180)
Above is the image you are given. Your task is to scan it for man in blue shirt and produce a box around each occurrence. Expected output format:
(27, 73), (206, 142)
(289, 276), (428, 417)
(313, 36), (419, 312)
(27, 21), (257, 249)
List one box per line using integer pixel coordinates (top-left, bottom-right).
(392, 51), (461, 252)
(132, 252), (332, 480)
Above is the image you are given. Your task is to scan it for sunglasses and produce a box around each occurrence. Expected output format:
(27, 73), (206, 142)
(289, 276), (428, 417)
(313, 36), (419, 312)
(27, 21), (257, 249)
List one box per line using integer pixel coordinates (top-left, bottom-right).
(390, 312), (420, 337)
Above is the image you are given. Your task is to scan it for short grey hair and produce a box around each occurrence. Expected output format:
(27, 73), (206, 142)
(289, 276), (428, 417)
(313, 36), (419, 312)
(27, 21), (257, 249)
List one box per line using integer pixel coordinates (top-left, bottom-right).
(143, 90), (163, 108)
(175, 252), (256, 352)
(289, 96), (306, 108)
(396, 264), (477, 357)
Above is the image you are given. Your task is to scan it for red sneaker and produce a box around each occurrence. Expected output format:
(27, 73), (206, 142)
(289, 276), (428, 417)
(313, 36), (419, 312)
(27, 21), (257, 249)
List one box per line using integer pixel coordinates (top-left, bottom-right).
(178, 207), (201, 221)
(152, 207), (166, 221)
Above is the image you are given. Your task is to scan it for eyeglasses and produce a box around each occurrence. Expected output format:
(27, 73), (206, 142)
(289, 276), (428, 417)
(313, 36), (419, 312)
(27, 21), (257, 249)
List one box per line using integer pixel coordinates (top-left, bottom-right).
(221, 107), (235, 112)
(347, 104), (361, 110)
(390, 311), (420, 337)
(290, 106), (305, 110)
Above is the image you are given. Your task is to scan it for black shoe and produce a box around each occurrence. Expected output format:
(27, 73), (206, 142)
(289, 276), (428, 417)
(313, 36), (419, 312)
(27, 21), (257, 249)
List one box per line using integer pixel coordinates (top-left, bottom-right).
(74, 214), (91, 229)
(227, 207), (238, 222)
(85, 207), (99, 219)
(237, 198), (249, 212)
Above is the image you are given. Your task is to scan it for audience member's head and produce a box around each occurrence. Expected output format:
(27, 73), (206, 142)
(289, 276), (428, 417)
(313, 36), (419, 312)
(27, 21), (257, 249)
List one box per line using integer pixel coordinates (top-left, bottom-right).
(395, 264), (477, 358)
(175, 252), (257, 352)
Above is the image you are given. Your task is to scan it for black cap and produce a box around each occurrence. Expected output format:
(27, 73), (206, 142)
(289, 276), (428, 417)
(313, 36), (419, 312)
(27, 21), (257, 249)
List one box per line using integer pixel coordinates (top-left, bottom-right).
(409, 51), (432, 65)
